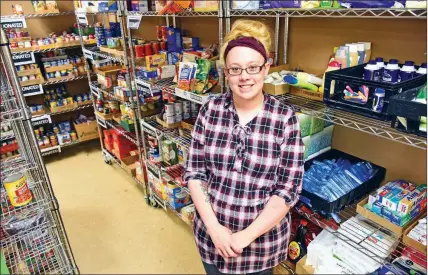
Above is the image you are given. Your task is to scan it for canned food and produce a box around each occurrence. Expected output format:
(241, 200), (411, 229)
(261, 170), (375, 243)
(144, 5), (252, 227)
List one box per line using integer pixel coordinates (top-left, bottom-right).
(183, 112), (190, 120)
(70, 131), (77, 141)
(166, 115), (176, 124)
(10, 43), (18, 49)
(43, 136), (50, 145)
(182, 101), (191, 113)
(191, 111), (199, 118)
(144, 43), (153, 56)
(4, 173), (33, 207)
(152, 42), (160, 54)
(175, 113), (182, 122)
(160, 41), (167, 51)
(174, 101), (183, 115)
(165, 103), (175, 116)
(24, 41), (31, 48)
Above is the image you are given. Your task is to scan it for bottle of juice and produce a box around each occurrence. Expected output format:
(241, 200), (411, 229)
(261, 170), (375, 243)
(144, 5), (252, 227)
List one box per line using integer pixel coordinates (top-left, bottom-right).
(288, 219), (308, 263)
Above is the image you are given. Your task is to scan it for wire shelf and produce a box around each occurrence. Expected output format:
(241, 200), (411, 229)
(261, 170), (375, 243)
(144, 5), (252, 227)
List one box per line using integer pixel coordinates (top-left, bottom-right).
(276, 94), (427, 150)
(89, 81), (127, 103)
(11, 45), (84, 54)
(229, 8), (427, 18)
(1, 97), (24, 123)
(84, 46), (124, 63)
(1, 227), (75, 274)
(42, 74), (92, 86)
(294, 199), (428, 266)
(105, 119), (139, 145)
(1, 160), (37, 183)
(1, 11), (76, 19)
(49, 102), (93, 116)
(102, 149), (145, 188)
(127, 9), (218, 17)
(0, 132), (15, 141)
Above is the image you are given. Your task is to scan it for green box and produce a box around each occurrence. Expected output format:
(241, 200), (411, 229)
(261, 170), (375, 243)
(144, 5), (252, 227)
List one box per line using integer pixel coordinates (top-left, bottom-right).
(120, 119), (135, 133)
(310, 117), (325, 135)
(297, 112), (312, 138)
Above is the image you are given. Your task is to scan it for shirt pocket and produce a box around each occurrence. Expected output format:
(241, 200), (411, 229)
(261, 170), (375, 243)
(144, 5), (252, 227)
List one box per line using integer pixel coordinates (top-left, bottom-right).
(242, 136), (280, 179)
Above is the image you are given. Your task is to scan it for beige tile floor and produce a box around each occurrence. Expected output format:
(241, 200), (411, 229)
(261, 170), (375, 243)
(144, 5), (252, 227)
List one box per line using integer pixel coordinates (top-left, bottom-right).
(44, 141), (205, 274)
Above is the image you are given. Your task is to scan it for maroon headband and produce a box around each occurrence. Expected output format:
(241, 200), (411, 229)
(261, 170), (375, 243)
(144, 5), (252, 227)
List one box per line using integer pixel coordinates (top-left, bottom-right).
(224, 37), (267, 62)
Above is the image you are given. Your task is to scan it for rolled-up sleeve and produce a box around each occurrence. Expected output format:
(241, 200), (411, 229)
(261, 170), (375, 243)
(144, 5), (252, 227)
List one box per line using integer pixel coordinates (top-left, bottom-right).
(273, 113), (305, 207)
(183, 103), (209, 184)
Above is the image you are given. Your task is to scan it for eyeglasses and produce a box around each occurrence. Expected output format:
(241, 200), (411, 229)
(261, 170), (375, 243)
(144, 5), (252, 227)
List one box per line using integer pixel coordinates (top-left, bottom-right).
(225, 63), (266, 76)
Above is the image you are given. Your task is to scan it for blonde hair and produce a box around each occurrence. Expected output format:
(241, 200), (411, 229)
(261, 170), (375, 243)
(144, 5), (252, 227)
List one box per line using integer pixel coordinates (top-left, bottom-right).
(220, 19), (273, 66)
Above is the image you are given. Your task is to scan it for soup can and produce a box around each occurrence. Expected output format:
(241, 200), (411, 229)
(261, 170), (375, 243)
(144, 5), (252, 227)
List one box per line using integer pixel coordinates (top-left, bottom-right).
(164, 103), (175, 116)
(4, 173), (33, 207)
(182, 101), (191, 113)
(166, 115), (176, 124)
(174, 101), (183, 115)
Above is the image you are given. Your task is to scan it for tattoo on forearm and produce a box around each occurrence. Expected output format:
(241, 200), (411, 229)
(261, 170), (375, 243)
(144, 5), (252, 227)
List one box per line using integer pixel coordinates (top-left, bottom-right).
(201, 182), (210, 203)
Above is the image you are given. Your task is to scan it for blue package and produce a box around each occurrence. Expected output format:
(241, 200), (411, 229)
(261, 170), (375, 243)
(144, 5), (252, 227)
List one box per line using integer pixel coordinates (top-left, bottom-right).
(166, 27), (183, 52)
(372, 263), (408, 275)
(372, 201), (383, 215)
(167, 52), (181, 65)
(339, 0), (405, 8)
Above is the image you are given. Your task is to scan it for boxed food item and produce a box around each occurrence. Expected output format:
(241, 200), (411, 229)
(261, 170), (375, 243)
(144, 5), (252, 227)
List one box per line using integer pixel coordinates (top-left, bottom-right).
(161, 139), (178, 165)
(194, 1), (218, 11)
(145, 52), (167, 71)
(166, 182), (191, 210)
(180, 204), (195, 224)
(166, 27), (183, 52)
(167, 52), (182, 65)
(177, 62), (197, 91)
(182, 37), (200, 50)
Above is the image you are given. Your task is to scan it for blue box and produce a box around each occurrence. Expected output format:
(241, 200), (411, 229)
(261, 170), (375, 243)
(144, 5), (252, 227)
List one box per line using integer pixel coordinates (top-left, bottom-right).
(166, 27), (183, 52)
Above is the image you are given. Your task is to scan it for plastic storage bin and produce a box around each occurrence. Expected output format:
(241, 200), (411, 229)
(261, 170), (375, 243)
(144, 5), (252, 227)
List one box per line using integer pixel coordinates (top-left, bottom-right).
(388, 85), (427, 137)
(323, 64), (427, 120)
(299, 149), (386, 215)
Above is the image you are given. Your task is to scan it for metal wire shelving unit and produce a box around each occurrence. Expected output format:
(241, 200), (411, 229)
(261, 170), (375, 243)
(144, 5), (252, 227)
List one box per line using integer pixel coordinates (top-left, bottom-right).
(0, 29), (78, 274)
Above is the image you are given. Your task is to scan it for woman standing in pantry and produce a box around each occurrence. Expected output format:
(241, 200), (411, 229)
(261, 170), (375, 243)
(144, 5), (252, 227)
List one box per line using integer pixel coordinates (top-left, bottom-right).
(184, 19), (305, 275)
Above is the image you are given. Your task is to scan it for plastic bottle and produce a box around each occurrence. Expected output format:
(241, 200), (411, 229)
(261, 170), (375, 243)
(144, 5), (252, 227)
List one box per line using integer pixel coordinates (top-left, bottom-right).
(348, 44), (359, 67)
(364, 60), (379, 81)
(335, 49), (348, 68)
(288, 219), (308, 263)
(383, 59), (400, 83)
(375, 57), (385, 80)
(357, 43), (365, 65)
(400, 61), (416, 82)
(415, 62), (427, 76)
(320, 60), (341, 94)
(360, 42), (372, 63)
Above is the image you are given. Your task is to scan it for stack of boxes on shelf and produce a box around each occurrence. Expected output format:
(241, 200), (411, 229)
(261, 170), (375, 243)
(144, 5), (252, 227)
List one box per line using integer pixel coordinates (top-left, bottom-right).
(103, 129), (137, 160)
(298, 114), (334, 161)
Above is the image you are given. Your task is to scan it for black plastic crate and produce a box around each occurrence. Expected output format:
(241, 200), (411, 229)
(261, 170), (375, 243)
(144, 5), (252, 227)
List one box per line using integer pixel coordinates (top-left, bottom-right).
(299, 149), (386, 215)
(388, 85), (427, 137)
(323, 64), (427, 121)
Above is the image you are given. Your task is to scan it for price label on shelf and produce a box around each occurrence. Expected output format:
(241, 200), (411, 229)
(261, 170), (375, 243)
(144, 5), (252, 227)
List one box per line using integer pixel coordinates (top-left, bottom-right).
(135, 78), (153, 97)
(0, 18), (27, 29)
(127, 14), (143, 30)
(31, 114), (51, 126)
(189, 93), (204, 105)
(90, 85), (100, 97)
(12, 52), (35, 65)
(83, 49), (93, 60)
(22, 84), (43, 97)
(77, 14), (88, 25)
(96, 116), (107, 128)
(41, 145), (61, 156)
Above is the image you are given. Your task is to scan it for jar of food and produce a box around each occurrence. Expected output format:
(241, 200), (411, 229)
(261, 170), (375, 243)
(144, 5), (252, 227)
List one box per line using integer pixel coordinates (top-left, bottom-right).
(70, 131), (77, 141)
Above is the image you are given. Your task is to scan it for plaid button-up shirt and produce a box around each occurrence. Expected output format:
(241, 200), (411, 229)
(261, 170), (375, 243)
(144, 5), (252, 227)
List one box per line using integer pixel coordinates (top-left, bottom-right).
(183, 91), (304, 274)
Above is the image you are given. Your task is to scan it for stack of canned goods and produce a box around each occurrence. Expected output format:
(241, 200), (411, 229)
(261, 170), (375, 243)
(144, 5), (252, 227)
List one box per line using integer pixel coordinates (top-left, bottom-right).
(162, 99), (201, 124)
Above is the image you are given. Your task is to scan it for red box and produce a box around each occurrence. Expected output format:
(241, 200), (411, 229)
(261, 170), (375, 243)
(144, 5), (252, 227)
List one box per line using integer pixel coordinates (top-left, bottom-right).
(104, 138), (113, 152)
(0, 143), (19, 154)
(103, 129), (116, 143)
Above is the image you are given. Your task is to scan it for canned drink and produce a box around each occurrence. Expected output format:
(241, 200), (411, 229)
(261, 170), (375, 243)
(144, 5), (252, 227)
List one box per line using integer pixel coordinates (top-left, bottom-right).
(164, 103), (175, 116)
(174, 101), (183, 115)
(4, 173), (33, 207)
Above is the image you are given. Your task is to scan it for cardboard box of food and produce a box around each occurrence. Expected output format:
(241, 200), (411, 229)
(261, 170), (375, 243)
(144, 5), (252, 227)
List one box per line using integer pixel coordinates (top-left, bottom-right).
(296, 256), (314, 275)
(356, 197), (426, 236)
(73, 120), (99, 142)
(402, 217), (427, 255)
(263, 64), (290, 96)
(121, 154), (139, 177)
